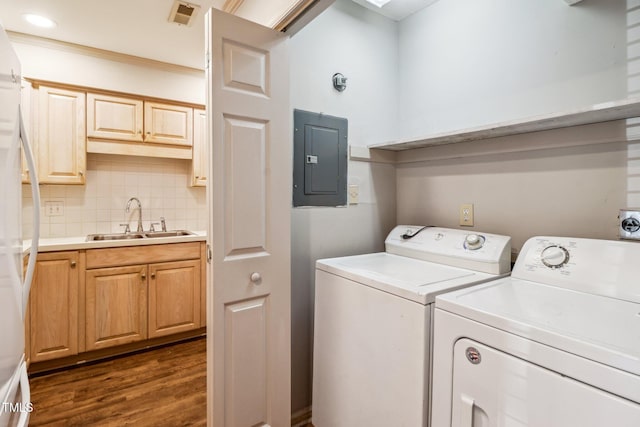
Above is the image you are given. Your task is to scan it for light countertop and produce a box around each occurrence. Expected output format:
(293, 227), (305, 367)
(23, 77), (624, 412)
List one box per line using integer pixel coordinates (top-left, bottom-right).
(23, 230), (207, 254)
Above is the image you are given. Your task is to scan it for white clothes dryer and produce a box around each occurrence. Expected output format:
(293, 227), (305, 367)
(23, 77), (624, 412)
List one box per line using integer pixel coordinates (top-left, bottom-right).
(432, 236), (640, 427)
(312, 226), (512, 427)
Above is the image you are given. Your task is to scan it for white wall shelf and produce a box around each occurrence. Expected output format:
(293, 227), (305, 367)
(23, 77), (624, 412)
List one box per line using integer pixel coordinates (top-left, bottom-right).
(368, 98), (640, 152)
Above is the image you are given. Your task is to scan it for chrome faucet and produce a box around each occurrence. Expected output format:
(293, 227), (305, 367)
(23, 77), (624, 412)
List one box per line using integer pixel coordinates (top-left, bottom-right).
(125, 197), (144, 233)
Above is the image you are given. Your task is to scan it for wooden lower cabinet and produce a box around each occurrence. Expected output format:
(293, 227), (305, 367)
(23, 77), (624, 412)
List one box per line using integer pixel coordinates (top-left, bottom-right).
(84, 242), (203, 351)
(27, 243), (205, 366)
(148, 259), (201, 338)
(29, 251), (79, 362)
(85, 265), (148, 351)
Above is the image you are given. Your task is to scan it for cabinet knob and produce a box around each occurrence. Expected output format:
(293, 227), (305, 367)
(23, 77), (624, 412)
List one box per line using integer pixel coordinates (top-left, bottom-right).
(151, 272), (156, 279)
(141, 272), (146, 280)
(79, 171), (84, 176)
(70, 260), (76, 268)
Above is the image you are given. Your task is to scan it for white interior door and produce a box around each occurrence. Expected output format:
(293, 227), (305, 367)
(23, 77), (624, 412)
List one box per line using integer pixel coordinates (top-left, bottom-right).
(206, 9), (291, 427)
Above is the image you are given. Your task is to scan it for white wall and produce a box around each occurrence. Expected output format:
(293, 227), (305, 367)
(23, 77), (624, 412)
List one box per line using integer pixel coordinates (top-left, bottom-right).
(13, 37), (208, 239)
(289, 0), (398, 413)
(397, 0), (627, 139)
(394, 0), (629, 252)
(11, 36), (205, 104)
(23, 154), (207, 239)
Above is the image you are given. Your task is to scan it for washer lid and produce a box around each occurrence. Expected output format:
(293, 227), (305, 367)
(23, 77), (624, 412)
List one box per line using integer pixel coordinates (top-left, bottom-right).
(436, 277), (640, 376)
(316, 252), (500, 304)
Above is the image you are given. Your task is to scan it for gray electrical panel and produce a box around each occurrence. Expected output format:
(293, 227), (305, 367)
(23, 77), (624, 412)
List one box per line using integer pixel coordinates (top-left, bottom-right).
(293, 109), (348, 207)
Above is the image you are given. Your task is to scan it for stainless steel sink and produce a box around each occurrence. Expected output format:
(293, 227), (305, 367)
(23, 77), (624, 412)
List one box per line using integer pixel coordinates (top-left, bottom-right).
(144, 230), (194, 238)
(87, 233), (145, 241)
(86, 230), (194, 241)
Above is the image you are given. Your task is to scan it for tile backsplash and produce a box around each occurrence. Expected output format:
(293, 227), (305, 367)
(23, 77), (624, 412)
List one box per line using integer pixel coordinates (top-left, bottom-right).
(22, 154), (207, 239)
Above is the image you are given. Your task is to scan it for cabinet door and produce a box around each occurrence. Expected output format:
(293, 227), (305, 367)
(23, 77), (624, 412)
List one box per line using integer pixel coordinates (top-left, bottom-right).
(37, 85), (86, 184)
(29, 252), (79, 362)
(148, 259), (201, 338)
(143, 101), (193, 147)
(191, 108), (207, 187)
(87, 93), (144, 142)
(85, 265), (148, 350)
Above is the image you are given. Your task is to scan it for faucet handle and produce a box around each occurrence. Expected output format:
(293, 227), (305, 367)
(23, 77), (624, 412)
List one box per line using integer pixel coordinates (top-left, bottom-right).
(120, 223), (131, 234)
(150, 222), (160, 233)
(160, 217), (167, 232)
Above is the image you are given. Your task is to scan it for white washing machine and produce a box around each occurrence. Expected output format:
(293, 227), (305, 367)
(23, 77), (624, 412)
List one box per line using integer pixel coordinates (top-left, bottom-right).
(312, 225), (512, 427)
(432, 236), (640, 427)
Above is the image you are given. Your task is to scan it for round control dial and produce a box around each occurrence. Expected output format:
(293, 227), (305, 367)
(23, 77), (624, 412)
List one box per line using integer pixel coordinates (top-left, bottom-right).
(621, 217), (640, 233)
(464, 234), (485, 250)
(540, 245), (570, 269)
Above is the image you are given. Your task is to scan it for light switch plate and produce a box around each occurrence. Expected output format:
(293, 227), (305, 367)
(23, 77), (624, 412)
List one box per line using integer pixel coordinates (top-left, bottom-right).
(459, 203), (474, 227)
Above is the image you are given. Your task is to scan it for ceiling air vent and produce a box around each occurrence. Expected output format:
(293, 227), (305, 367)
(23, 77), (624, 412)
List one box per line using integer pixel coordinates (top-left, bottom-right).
(168, 1), (200, 26)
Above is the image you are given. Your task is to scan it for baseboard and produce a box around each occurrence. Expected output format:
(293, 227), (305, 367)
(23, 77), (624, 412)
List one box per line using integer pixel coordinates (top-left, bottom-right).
(291, 406), (312, 427)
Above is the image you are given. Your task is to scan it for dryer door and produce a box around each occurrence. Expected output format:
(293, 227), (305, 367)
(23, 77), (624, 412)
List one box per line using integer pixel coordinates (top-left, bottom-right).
(451, 338), (640, 426)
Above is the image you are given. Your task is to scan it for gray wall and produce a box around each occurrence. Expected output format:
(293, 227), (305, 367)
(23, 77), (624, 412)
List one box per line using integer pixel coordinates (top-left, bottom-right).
(397, 0), (626, 138)
(290, 0), (632, 415)
(395, 0), (630, 252)
(289, 0), (398, 414)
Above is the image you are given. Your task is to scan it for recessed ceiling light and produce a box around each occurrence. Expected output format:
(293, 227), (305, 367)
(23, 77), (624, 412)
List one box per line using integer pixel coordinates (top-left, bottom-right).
(22, 14), (57, 28)
(365, 0), (391, 7)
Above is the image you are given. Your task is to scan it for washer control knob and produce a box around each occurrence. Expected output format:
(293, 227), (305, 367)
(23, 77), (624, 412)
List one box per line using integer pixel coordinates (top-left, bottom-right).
(541, 245), (569, 268)
(464, 234), (484, 250)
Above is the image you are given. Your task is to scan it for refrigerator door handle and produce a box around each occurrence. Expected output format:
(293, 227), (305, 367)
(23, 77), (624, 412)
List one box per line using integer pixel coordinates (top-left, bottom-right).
(19, 105), (40, 319)
(15, 362), (31, 427)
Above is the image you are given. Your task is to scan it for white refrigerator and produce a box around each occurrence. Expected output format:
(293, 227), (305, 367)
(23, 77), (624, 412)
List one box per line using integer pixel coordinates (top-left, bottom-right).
(0, 22), (40, 427)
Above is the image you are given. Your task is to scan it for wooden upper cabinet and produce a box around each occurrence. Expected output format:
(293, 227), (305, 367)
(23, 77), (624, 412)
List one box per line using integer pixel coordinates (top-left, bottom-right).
(191, 108), (207, 187)
(86, 92), (195, 159)
(87, 93), (144, 142)
(37, 85), (86, 185)
(144, 101), (193, 147)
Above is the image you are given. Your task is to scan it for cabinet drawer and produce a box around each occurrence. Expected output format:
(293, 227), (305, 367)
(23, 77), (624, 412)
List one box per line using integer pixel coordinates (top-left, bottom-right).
(86, 242), (201, 269)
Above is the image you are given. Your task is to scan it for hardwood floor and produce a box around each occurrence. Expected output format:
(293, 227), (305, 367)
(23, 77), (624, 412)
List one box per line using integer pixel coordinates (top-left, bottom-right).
(28, 338), (206, 426)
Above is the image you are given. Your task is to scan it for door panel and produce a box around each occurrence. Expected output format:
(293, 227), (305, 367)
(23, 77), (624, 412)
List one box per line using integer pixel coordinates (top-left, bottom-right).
(207, 9), (291, 427)
(37, 86), (86, 184)
(148, 260), (201, 337)
(30, 252), (79, 362)
(86, 93), (144, 142)
(143, 102), (193, 147)
(223, 115), (268, 258)
(452, 338), (640, 426)
(224, 297), (269, 426)
(85, 265), (147, 350)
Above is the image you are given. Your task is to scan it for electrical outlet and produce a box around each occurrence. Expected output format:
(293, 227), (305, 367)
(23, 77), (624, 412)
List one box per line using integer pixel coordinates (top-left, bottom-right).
(459, 203), (474, 227)
(349, 184), (359, 204)
(44, 200), (64, 217)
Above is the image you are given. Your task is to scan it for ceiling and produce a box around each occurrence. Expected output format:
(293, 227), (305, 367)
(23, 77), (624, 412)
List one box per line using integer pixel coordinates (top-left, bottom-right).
(0, 0), (438, 70)
(351, 0), (439, 21)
